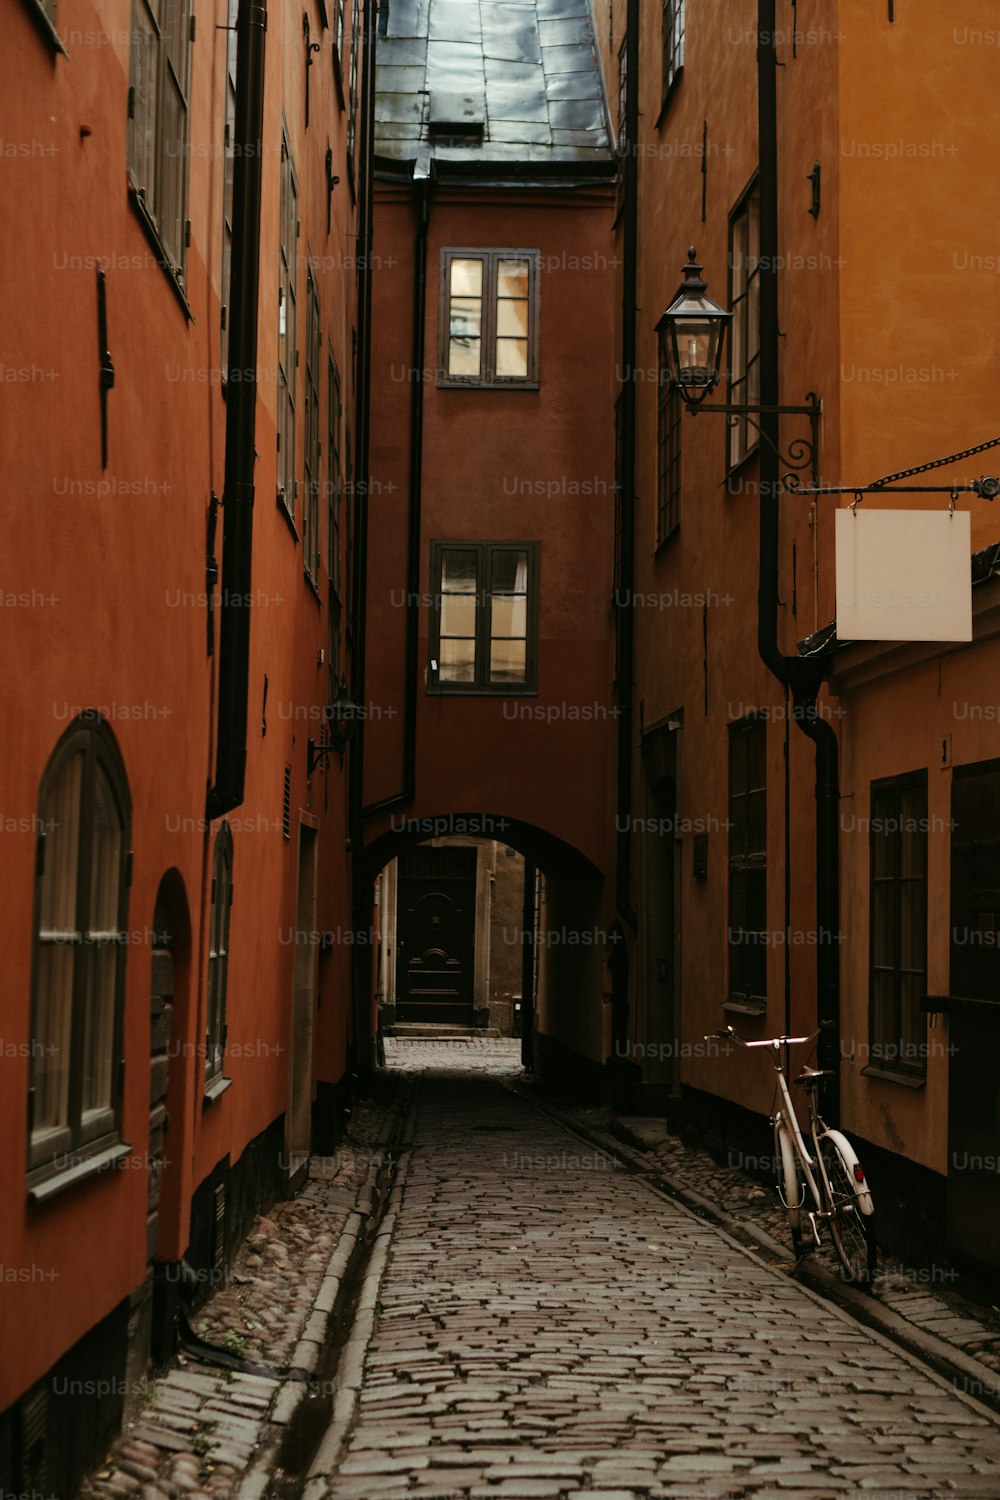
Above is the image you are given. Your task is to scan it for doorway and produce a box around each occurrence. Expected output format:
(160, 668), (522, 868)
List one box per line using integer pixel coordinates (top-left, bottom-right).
(396, 846), (477, 1024)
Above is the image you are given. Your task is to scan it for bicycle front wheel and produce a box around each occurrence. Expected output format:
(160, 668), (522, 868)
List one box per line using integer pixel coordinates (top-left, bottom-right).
(820, 1135), (876, 1286)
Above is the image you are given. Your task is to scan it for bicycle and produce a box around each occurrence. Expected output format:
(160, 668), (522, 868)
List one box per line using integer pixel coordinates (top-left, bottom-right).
(706, 1023), (877, 1286)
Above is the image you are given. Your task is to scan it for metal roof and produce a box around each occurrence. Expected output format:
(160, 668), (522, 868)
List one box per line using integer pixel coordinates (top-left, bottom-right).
(375, 0), (613, 169)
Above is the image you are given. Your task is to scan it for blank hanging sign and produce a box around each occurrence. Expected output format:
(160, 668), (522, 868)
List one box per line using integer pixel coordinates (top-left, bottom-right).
(835, 508), (972, 642)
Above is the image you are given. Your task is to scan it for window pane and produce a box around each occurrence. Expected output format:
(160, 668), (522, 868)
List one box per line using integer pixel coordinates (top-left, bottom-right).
(40, 752), (83, 934)
(89, 768), (122, 933)
(490, 638), (527, 683)
(497, 259), (529, 298)
(439, 638), (476, 682)
(451, 258), (483, 296)
(490, 594), (527, 638)
(129, 0), (160, 192)
(449, 338), (482, 378)
(492, 550), (527, 593)
(81, 944), (117, 1117)
(900, 786), (927, 875)
(495, 338), (528, 378)
(900, 880), (924, 970)
(872, 883), (895, 967)
(157, 74), (186, 269)
(496, 299), (529, 339)
(440, 592), (477, 637)
(33, 946), (74, 1135)
(441, 550), (479, 591)
(450, 296), (482, 341)
(871, 970), (894, 1048)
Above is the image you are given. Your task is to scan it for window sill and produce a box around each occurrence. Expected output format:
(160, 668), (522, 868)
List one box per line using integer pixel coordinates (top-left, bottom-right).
(654, 523), (680, 558)
(23, 0), (68, 55)
(654, 66), (684, 129)
(859, 1065), (926, 1090)
(722, 999), (767, 1018)
(277, 494), (299, 541)
(28, 1141), (133, 1203)
(427, 685), (538, 697)
(436, 377), (540, 393)
(725, 441), (761, 491)
(126, 184), (194, 322)
(203, 1075), (233, 1105)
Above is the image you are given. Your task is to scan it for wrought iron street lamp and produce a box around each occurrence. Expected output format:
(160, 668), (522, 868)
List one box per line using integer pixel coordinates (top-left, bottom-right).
(307, 676), (359, 775)
(655, 248), (731, 405)
(655, 246), (821, 486)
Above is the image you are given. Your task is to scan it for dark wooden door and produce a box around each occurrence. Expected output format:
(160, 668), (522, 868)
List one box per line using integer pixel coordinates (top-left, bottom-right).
(948, 762), (1000, 1269)
(396, 847), (477, 1023)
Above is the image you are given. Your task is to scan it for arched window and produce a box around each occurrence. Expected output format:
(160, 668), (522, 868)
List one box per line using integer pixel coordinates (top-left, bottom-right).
(29, 717), (131, 1180)
(205, 824), (233, 1090)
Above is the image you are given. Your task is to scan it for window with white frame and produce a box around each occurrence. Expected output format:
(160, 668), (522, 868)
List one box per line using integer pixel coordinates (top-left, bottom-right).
(28, 718), (131, 1180)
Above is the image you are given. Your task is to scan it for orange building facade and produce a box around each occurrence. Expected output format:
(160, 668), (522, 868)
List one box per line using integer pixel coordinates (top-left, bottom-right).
(590, 0), (1000, 1267)
(1, 0), (373, 1487)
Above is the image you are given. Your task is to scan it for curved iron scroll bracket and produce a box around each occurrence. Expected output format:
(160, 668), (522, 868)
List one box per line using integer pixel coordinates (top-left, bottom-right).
(688, 392), (822, 489)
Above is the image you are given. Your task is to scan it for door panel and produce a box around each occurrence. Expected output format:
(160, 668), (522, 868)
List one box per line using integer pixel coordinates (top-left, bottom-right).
(396, 847), (476, 1023)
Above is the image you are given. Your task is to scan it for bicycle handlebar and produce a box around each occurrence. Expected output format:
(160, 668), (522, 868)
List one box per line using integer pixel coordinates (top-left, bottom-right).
(704, 1021), (833, 1050)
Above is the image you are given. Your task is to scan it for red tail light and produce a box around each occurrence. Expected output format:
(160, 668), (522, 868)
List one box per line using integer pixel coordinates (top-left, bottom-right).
(854, 1164), (866, 1183)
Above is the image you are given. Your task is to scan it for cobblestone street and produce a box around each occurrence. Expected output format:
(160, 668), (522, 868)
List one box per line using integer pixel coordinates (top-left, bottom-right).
(314, 1042), (1000, 1500)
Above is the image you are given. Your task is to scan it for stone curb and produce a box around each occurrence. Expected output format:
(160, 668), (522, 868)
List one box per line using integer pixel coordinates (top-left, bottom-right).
(235, 1084), (414, 1500)
(507, 1077), (1000, 1423)
(301, 1152), (412, 1498)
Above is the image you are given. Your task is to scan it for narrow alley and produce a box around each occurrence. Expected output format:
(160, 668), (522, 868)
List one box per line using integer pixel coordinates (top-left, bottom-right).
(298, 1042), (1000, 1500)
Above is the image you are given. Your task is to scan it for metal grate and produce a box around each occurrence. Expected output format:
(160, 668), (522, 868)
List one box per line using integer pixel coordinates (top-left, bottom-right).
(283, 765), (291, 840)
(212, 1182), (226, 1273)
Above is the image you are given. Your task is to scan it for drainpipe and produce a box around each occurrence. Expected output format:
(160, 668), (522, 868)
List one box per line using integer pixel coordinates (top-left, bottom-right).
(615, 0), (639, 932)
(349, 0), (378, 1072)
(361, 159), (430, 821)
(206, 0), (267, 820)
(756, 0), (840, 1096)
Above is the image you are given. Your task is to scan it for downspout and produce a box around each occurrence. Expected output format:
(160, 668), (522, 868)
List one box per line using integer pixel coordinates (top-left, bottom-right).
(349, 0), (378, 1071)
(615, 0), (639, 931)
(206, 0), (267, 820)
(756, 0), (840, 1095)
(362, 160), (430, 820)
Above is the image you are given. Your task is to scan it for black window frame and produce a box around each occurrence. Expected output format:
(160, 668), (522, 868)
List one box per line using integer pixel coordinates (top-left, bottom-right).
(727, 715), (767, 1013)
(27, 716), (132, 1190)
(656, 345), (682, 547)
(205, 823), (234, 1096)
(303, 262), (322, 588)
(277, 126), (299, 530)
(726, 174), (761, 475)
(327, 349), (342, 598)
(428, 541), (540, 696)
(438, 248), (541, 390)
(126, 0), (193, 303)
(866, 771), (929, 1083)
(658, 0), (685, 118)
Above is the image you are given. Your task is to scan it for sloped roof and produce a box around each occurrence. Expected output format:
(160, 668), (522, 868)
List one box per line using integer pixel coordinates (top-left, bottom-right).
(375, 0), (613, 169)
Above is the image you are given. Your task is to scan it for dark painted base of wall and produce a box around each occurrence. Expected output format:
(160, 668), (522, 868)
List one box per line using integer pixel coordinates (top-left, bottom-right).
(533, 1030), (604, 1104)
(0, 1295), (129, 1500)
(312, 1075), (352, 1156)
(186, 1113), (287, 1306)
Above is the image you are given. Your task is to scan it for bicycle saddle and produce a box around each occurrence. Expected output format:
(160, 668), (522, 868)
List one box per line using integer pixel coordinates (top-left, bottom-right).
(794, 1067), (835, 1087)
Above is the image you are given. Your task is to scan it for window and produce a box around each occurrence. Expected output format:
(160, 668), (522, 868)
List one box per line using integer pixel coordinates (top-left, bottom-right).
(303, 267), (322, 583)
(127, 0), (192, 283)
(439, 250), (540, 388)
(657, 351), (682, 544)
(613, 395), (624, 682)
(728, 717), (766, 1009)
(206, 824), (233, 1090)
(277, 130), (298, 522)
(869, 774), (928, 1080)
(24, 0), (65, 50)
(660, 0), (685, 112)
(327, 352), (342, 595)
(221, 0), (238, 376)
(345, 433), (353, 619)
(346, 0), (360, 193)
(727, 178), (761, 470)
(28, 718), (131, 1181)
(616, 35), (627, 215)
(429, 542), (539, 693)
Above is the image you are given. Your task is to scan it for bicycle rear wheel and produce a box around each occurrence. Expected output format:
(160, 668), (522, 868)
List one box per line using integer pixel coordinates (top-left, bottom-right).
(820, 1135), (876, 1286)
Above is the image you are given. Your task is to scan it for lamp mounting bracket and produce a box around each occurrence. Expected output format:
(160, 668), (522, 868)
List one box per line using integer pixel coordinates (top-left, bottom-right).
(687, 392), (822, 487)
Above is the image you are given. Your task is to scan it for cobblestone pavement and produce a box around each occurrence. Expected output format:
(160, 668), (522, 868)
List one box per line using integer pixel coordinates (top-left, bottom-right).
(329, 1042), (1000, 1499)
(77, 1090), (394, 1500)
